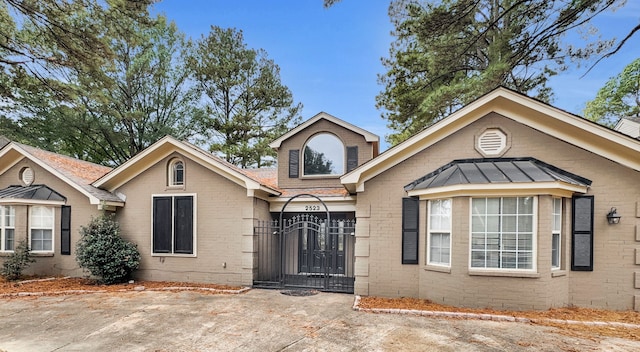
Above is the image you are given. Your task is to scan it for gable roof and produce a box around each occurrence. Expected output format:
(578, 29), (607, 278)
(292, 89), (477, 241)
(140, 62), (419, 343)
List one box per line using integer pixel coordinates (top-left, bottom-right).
(93, 136), (281, 198)
(268, 112), (379, 150)
(0, 142), (123, 206)
(341, 87), (640, 193)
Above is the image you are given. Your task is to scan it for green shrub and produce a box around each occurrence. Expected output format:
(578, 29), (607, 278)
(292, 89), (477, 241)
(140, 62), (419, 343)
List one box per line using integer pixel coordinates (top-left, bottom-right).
(1, 239), (36, 280)
(76, 214), (140, 284)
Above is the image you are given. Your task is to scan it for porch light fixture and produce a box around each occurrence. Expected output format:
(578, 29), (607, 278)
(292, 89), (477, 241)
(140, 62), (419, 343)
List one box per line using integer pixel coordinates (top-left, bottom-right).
(606, 207), (621, 225)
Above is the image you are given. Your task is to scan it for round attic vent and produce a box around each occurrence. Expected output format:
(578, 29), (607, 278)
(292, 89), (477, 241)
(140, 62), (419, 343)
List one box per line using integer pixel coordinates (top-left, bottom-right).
(20, 167), (34, 186)
(477, 128), (507, 156)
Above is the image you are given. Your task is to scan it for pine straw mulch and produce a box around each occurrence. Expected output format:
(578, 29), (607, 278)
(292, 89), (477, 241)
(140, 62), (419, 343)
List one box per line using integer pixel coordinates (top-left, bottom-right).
(358, 296), (640, 342)
(0, 276), (244, 297)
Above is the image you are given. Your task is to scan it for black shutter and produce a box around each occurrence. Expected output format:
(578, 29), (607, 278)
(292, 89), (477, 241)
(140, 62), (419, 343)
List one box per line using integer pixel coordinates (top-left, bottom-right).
(153, 197), (173, 253)
(289, 149), (299, 178)
(346, 146), (358, 172)
(402, 197), (419, 264)
(60, 206), (71, 255)
(571, 195), (594, 271)
(174, 196), (194, 254)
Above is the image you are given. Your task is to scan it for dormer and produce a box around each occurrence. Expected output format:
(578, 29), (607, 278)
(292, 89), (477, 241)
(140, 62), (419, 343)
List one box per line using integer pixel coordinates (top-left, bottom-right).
(269, 112), (379, 190)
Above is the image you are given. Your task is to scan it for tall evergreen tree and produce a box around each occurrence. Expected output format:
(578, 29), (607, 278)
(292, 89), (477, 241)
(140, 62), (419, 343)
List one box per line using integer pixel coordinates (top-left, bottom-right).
(377, 0), (622, 145)
(189, 26), (302, 168)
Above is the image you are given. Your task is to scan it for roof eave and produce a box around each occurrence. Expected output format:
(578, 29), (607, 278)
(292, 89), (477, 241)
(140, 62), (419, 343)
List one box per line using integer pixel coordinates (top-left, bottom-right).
(406, 181), (588, 199)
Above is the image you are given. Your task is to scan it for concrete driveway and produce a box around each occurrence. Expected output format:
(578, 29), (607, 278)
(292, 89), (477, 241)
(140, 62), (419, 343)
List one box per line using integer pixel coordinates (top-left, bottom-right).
(0, 289), (638, 351)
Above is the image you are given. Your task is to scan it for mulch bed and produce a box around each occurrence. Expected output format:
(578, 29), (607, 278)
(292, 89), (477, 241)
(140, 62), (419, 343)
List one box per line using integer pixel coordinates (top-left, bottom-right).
(359, 296), (640, 341)
(0, 276), (244, 296)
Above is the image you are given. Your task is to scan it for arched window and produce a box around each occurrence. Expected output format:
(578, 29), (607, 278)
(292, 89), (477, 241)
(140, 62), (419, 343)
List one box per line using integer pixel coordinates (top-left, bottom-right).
(303, 133), (344, 176)
(168, 159), (184, 186)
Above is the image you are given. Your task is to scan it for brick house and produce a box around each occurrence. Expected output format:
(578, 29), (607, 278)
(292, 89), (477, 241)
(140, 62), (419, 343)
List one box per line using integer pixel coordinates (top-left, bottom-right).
(1, 88), (639, 311)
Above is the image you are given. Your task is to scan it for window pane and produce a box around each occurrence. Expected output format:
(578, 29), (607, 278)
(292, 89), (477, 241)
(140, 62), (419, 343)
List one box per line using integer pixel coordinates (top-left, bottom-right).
(518, 234), (533, 250)
(518, 197), (534, 213)
(503, 233), (517, 250)
(518, 215), (533, 232)
(472, 198), (486, 215)
(502, 252), (516, 268)
(502, 198), (517, 214)
(303, 133), (344, 175)
(486, 198), (500, 214)
(503, 215), (516, 232)
(472, 215), (485, 232)
(173, 161), (184, 185)
(486, 251), (500, 268)
(5, 229), (14, 251)
(517, 252), (533, 269)
(486, 215), (499, 232)
(471, 234), (485, 250)
(486, 233), (500, 250)
(552, 233), (560, 268)
(471, 251), (485, 267)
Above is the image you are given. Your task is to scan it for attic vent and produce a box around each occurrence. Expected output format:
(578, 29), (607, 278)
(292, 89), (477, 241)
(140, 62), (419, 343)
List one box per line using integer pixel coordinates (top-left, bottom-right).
(20, 167), (34, 186)
(477, 128), (507, 156)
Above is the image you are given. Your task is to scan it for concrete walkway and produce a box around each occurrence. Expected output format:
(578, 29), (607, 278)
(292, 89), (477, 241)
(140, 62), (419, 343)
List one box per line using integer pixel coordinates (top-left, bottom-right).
(0, 289), (638, 351)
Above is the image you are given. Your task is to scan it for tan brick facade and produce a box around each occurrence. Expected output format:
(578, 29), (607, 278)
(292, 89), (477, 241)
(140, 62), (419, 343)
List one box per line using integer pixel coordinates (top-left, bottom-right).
(354, 112), (640, 310)
(0, 159), (103, 277)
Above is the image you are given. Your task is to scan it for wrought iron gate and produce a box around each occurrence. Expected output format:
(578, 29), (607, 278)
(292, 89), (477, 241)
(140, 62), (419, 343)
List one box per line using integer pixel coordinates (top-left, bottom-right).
(254, 215), (355, 293)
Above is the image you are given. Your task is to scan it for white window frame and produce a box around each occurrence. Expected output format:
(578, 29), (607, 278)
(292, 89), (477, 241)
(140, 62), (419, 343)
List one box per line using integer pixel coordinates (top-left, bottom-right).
(29, 206), (54, 253)
(469, 196), (537, 272)
(168, 158), (185, 187)
(552, 197), (562, 270)
(427, 199), (452, 267)
(150, 193), (197, 257)
(1, 206), (15, 252)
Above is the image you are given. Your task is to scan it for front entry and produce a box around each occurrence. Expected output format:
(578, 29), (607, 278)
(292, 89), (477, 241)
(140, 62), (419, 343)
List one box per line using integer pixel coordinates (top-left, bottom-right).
(297, 215), (347, 275)
(254, 213), (355, 293)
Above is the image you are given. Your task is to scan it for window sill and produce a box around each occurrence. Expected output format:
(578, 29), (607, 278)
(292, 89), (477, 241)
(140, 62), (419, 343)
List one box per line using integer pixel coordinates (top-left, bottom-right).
(151, 253), (196, 258)
(301, 174), (341, 179)
(424, 264), (451, 273)
(468, 270), (540, 278)
(551, 270), (566, 277)
(31, 252), (54, 257)
(0, 252), (15, 257)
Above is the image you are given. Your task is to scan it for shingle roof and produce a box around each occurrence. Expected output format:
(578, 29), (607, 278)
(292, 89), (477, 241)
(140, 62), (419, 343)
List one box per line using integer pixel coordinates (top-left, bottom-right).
(0, 185), (66, 202)
(405, 158), (592, 191)
(15, 143), (123, 203)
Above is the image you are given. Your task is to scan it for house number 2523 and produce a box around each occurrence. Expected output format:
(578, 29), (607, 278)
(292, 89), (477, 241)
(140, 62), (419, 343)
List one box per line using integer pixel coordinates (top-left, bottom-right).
(305, 205), (321, 211)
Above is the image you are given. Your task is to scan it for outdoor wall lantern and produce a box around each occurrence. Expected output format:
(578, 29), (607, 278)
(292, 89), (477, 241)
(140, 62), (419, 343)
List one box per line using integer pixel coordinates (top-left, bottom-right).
(606, 207), (621, 224)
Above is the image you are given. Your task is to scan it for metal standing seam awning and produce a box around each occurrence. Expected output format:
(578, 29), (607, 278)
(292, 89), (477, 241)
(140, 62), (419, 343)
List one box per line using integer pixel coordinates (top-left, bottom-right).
(0, 185), (66, 204)
(404, 157), (592, 198)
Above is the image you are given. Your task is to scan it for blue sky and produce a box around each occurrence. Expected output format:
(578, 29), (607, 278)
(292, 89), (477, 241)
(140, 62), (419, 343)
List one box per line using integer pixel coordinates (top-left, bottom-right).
(153, 1), (639, 151)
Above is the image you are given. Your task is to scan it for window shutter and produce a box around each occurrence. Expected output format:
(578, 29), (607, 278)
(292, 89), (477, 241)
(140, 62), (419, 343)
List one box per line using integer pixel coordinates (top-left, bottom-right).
(571, 195), (594, 271)
(402, 197), (419, 264)
(153, 197), (173, 253)
(60, 206), (71, 255)
(289, 149), (299, 178)
(174, 196), (194, 254)
(346, 146), (358, 172)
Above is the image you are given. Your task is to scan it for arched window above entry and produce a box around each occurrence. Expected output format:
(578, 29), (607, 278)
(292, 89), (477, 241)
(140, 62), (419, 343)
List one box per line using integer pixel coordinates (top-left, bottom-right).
(303, 133), (344, 176)
(168, 159), (184, 187)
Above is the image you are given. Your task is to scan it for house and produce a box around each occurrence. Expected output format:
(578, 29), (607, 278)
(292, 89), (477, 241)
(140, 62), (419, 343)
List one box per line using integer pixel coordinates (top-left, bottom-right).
(1, 88), (639, 311)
